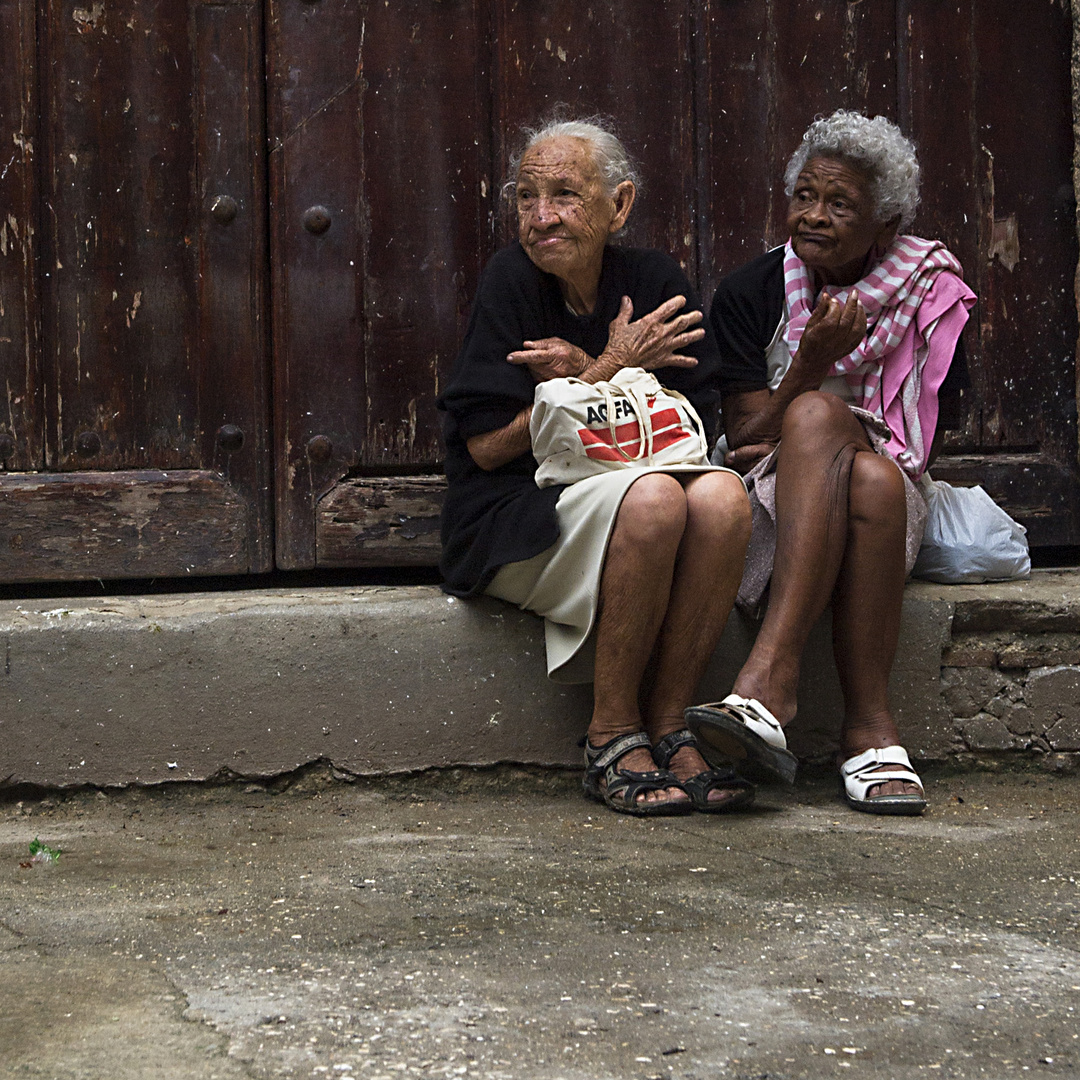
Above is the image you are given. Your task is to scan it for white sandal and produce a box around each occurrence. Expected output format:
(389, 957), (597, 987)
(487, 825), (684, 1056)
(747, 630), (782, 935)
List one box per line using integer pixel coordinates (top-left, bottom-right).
(840, 746), (926, 816)
(684, 694), (798, 784)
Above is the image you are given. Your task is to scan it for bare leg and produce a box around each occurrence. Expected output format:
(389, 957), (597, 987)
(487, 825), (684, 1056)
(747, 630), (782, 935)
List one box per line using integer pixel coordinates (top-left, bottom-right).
(640, 472), (752, 802)
(833, 450), (919, 797)
(731, 392), (871, 724)
(588, 473), (690, 808)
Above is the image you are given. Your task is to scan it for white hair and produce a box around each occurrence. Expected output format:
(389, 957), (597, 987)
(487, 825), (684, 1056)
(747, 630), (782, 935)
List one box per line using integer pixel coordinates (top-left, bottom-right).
(506, 115), (641, 199)
(783, 110), (921, 230)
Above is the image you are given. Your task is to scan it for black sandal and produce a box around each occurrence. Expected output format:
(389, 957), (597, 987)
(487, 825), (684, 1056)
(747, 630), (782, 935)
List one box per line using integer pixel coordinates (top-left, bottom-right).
(583, 732), (693, 817)
(652, 729), (755, 813)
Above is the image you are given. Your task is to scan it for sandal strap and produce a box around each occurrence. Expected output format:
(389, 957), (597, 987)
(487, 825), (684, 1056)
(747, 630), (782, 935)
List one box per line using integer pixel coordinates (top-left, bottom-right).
(720, 695), (787, 749)
(651, 728), (697, 769)
(680, 766), (753, 801)
(841, 745), (915, 776)
(584, 731), (651, 775)
(604, 764), (683, 807)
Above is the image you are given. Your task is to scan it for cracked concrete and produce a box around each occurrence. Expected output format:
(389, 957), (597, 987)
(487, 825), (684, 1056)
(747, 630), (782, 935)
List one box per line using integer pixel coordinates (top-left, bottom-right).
(1, 766), (1078, 1079)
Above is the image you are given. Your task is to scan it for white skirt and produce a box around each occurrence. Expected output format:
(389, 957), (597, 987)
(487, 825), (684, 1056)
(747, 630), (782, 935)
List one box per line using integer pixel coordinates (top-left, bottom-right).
(486, 465), (741, 684)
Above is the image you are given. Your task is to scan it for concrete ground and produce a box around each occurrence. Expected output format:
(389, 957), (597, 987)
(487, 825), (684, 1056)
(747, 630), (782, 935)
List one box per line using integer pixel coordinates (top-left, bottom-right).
(2, 765), (1078, 1080)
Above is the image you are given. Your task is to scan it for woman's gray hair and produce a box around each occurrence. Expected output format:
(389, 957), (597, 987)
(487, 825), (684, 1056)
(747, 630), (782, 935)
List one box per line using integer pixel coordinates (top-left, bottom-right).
(505, 115), (641, 198)
(783, 110), (921, 230)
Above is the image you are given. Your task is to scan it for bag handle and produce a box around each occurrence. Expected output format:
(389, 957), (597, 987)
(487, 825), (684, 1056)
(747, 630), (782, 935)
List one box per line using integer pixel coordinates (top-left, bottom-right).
(601, 380), (650, 462)
(619, 377), (657, 464)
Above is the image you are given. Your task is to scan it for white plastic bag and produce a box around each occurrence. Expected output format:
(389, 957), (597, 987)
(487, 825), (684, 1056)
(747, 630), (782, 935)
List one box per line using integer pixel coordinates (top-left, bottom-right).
(912, 477), (1030, 584)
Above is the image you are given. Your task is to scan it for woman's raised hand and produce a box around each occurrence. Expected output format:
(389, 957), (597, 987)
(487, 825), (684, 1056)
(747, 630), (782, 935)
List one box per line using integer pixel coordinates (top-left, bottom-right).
(794, 289), (867, 382)
(602, 295), (704, 371)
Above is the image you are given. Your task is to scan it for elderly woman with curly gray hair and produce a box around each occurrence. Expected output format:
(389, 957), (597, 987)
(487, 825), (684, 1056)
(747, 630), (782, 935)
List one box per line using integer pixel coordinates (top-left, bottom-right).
(687, 109), (976, 815)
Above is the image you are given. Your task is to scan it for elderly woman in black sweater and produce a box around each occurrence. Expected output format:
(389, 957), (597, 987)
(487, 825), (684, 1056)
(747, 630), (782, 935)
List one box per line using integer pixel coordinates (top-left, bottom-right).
(439, 118), (751, 817)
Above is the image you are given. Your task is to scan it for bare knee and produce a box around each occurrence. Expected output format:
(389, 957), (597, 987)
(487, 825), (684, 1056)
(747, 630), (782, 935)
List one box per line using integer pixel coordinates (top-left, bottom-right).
(612, 473), (687, 550)
(849, 452), (906, 527)
(781, 391), (862, 444)
(685, 472), (752, 541)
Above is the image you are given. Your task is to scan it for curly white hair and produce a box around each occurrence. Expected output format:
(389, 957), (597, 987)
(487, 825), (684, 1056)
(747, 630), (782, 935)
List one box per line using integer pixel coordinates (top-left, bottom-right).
(783, 110), (921, 230)
(506, 115), (641, 199)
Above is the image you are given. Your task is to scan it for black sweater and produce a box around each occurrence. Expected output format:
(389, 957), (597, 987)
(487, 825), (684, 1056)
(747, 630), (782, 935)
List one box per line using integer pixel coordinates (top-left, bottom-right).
(438, 242), (723, 596)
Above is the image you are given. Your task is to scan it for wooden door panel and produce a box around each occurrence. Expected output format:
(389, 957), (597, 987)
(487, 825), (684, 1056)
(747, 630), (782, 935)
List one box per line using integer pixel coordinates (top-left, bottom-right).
(0, 0), (43, 472)
(902, 0), (981, 451)
(493, 0), (697, 268)
(0, 0), (271, 581)
(907, 0), (1080, 535)
(969, 0), (1077, 455)
(317, 476), (445, 568)
(268, 0), (488, 568)
(695, 0), (773, 298)
(38, 0), (200, 470)
(359, 0), (489, 470)
(193, 0), (274, 572)
(0, 470), (250, 581)
(266, 0), (367, 572)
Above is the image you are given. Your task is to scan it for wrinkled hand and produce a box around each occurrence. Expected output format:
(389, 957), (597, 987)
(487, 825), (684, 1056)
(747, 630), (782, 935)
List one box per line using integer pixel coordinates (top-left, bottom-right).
(724, 442), (776, 474)
(603, 295), (704, 371)
(507, 338), (591, 382)
(794, 289), (867, 383)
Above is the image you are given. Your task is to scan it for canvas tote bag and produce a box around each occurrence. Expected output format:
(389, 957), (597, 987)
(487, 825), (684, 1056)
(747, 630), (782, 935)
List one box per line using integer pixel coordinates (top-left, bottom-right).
(530, 367), (709, 488)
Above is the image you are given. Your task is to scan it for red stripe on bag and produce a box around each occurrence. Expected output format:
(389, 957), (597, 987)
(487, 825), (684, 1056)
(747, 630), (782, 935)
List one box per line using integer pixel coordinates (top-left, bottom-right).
(577, 408), (692, 461)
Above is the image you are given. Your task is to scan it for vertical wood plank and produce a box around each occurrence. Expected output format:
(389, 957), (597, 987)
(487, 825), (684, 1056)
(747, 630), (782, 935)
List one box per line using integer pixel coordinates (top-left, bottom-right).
(358, 0), (488, 469)
(267, 0), (489, 568)
(696, 0), (774, 299)
(969, 0), (1077, 457)
(0, 0), (43, 471)
(37, 0), (200, 471)
(15, 0), (272, 574)
(266, 0), (367, 569)
(493, 0), (697, 274)
(194, 0), (273, 571)
(904, 0), (980, 448)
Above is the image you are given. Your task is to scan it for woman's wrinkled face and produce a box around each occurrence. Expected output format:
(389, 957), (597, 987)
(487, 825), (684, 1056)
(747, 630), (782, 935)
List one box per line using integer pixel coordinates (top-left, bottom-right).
(786, 156), (897, 286)
(515, 136), (633, 288)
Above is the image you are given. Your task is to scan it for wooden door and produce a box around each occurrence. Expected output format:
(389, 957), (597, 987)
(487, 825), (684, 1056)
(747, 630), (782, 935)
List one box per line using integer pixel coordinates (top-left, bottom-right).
(265, 0), (729, 569)
(0, 0), (271, 582)
(2, 1), (1077, 586)
(268, 0), (1080, 570)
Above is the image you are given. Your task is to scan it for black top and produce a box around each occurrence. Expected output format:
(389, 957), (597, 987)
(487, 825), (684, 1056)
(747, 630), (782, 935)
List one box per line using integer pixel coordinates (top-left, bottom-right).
(709, 246), (969, 408)
(438, 242), (723, 597)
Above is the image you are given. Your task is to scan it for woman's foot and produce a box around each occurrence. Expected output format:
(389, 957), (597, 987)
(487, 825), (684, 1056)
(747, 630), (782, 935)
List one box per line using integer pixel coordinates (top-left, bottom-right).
(839, 745), (926, 815)
(729, 647), (800, 728)
(583, 730), (691, 815)
(839, 714), (923, 800)
(682, 697), (798, 784)
(652, 729), (754, 811)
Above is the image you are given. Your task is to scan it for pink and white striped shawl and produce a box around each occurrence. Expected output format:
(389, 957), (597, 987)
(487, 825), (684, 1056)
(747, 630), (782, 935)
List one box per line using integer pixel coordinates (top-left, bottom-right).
(781, 235), (976, 477)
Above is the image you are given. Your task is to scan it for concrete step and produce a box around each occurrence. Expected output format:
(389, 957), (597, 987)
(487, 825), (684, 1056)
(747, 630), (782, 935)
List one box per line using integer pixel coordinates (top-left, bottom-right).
(2, 572), (1080, 789)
